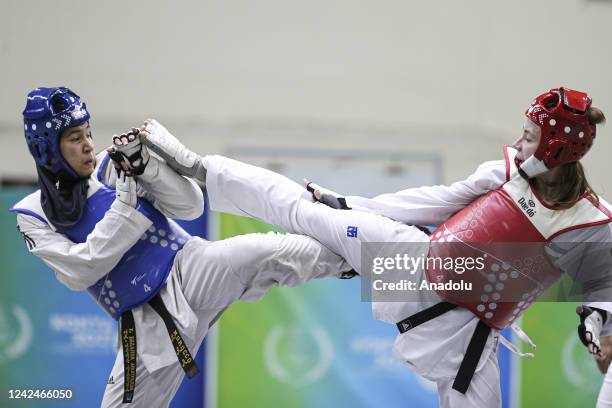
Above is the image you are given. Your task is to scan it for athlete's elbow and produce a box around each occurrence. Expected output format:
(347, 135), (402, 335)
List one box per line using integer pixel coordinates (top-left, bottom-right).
(191, 193), (205, 220)
(179, 188), (205, 220)
(162, 202), (203, 221)
(178, 199), (204, 221)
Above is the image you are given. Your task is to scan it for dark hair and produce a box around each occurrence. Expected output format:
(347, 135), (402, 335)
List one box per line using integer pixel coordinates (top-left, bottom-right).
(542, 161), (597, 209)
(587, 106), (606, 126)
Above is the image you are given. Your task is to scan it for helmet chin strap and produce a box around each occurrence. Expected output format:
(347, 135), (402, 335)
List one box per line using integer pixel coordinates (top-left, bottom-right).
(518, 155), (550, 178)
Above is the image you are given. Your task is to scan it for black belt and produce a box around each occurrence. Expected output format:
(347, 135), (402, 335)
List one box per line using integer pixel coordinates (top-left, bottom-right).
(452, 320), (491, 393)
(119, 293), (200, 403)
(396, 302), (491, 394)
(396, 302), (456, 333)
(119, 310), (137, 403)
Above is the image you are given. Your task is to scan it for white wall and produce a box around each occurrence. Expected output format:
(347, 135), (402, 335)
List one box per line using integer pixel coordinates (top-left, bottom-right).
(1, 0), (611, 193)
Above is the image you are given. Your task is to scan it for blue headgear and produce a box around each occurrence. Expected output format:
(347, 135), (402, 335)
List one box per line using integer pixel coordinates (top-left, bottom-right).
(23, 87), (90, 179)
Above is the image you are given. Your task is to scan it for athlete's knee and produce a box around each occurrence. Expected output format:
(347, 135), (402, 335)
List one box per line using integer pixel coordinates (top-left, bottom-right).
(273, 233), (347, 285)
(223, 232), (284, 280)
(225, 232), (340, 286)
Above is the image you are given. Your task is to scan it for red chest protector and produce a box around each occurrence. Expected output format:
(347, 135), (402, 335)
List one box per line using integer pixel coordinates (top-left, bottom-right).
(426, 146), (612, 329)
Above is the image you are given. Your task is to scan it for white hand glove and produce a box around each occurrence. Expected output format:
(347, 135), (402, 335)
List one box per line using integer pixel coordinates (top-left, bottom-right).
(109, 129), (150, 176)
(577, 305), (605, 356)
(304, 179), (351, 210)
(115, 169), (138, 208)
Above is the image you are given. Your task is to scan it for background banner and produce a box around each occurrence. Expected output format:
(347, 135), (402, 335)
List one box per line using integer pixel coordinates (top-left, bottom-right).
(215, 213), (514, 408)
(520, 302), (602, 407)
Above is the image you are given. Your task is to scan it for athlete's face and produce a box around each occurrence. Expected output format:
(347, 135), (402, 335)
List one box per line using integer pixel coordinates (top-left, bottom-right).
(512, 119), (541, 162)
(60, 122), (96, 178)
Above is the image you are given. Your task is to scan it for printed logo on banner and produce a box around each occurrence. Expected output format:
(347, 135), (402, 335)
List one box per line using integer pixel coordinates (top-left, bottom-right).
(263, 325), (333, 388)
(49, 313), (115, 354)
(561, 332), (602, 392)
(0, 304), (33, 365)
(349, 335), (438, 391)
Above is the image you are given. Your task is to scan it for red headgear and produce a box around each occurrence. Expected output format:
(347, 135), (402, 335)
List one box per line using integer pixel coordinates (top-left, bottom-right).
(520, 87), (596, 177)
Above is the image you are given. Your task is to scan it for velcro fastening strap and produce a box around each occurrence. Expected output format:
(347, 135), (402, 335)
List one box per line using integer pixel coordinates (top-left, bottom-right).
(108, 140), (149, 176)
(396, 302), (456, 334)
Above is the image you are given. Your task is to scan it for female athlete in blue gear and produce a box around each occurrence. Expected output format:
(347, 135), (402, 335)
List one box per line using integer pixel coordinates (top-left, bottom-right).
(12, 87), (352, 407)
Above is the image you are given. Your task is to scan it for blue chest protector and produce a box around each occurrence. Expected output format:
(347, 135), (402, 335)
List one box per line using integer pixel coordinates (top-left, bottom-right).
(62, 184), (192, 320)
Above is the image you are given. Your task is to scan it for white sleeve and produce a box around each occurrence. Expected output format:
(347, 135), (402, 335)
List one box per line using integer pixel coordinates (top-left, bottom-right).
(16, 200), (153, 291)
(102, 153), (204, 221)
(345, 160), (507, 226)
